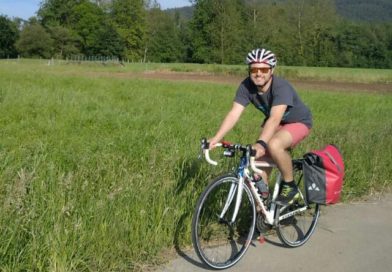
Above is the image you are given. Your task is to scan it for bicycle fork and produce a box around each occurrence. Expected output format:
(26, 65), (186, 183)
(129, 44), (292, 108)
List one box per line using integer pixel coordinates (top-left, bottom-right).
(218, 156), (249, 224)
(219, 177), (244, 225)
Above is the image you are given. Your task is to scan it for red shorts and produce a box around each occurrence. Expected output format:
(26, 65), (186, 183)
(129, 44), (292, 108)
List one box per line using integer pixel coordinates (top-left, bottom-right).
(279, 123), (311, 147)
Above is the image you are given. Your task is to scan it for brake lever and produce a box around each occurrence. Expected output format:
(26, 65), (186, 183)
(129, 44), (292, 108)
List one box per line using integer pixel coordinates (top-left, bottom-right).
(198, 138), (208, 160)
(198, 147), (203, 160)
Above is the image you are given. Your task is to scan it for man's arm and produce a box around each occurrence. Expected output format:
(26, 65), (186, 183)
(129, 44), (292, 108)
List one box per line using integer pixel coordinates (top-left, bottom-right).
(209, 102), (245, 148)
(259, 104), (287, 142)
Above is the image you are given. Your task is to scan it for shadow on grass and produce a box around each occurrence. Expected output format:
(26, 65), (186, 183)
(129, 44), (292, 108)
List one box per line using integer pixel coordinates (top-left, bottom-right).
(173, 156), (206, 195)
(172, 157), (215, 270)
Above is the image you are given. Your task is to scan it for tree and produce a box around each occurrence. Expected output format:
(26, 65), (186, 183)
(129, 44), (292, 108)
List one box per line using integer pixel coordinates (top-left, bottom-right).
(145, 8), (184, 62)
(245, 2), (295, 65)
(93, 22), (125, 57)
(48, 26), (80, 58)
(336, 21), (391, 68)
(245, 0), (340, 66)
(111, 0), (146, 61)
(15, 21), (53, 58)
(299, 0), (338, 66)
(69, 2), (107, 56)
(190, 0), (249, 64)
(38, 0), (85, 27)
(189, 0), (213, 63)
(6, 0), (392, 67)
(0, 15), (19, 58)
(38, 0), (125, 58)
(209, 0), (249, 64)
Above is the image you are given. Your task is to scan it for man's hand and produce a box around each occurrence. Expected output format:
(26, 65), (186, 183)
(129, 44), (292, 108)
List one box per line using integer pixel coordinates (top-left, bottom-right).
(208, 137), (220, 150)
(252, 143), (266, 159)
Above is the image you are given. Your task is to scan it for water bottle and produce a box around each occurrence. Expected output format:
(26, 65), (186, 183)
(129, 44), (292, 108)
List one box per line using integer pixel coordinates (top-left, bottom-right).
(254, 176), (269, 199)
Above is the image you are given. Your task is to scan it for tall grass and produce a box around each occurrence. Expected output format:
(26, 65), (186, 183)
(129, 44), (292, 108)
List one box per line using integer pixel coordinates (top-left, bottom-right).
(0, 61), (391, 270)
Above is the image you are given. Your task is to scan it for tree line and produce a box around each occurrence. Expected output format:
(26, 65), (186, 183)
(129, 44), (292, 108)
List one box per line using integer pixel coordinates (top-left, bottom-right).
(1, 0), (391, 68)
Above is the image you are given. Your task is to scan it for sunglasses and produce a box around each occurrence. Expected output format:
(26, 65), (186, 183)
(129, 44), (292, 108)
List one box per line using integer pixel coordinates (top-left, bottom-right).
(249, 67), (271, 74)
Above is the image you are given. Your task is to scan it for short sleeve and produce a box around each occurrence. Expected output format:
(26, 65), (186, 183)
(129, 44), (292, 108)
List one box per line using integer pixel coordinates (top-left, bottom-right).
(234, 82), (251, 107)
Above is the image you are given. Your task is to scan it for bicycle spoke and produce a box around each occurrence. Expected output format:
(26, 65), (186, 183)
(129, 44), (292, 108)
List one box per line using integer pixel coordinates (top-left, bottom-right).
(192, 175), (256, 269)
(277, 173), (320, 248)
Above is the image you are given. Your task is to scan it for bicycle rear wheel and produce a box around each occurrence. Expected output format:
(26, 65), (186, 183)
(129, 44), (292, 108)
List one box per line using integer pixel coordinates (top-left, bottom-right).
(192, 174), (256, 269)
(276, 164), (320, 247)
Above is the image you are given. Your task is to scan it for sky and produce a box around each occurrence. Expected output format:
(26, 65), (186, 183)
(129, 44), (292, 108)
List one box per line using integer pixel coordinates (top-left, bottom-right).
(0, 0), (192, 20)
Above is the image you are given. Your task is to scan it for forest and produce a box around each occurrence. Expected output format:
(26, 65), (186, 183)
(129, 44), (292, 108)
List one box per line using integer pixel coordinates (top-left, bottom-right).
(1, 0), (392, 68)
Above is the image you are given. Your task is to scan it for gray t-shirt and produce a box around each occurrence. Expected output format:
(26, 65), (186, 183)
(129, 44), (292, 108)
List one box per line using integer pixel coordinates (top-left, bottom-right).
(234, 76), (312, 128)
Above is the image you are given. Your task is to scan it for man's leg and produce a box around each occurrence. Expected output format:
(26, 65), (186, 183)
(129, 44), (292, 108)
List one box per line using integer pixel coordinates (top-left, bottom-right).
(267, 123), (310, 204)
(269, 123), (311, 182)
(268, 129), (293, 182)
(268, 129), (298, 205)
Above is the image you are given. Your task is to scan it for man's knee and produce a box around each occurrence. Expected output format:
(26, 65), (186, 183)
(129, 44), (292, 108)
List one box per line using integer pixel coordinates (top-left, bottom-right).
(268, 130), (293, 153)
(267, 135), (292, 157)
(268, 138), (284, 153)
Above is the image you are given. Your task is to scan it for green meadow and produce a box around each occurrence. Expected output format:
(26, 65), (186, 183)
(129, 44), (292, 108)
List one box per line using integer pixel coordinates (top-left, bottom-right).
(0, 59), (391, 271)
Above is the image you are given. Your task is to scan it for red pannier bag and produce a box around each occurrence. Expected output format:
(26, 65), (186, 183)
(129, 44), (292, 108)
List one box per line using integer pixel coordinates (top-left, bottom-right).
(302, 145), (345, 205)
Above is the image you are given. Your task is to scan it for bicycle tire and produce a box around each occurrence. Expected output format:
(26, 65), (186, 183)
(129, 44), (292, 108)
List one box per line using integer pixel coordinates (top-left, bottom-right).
(192, 174), (256, 269)
(276, 166), (320, 247)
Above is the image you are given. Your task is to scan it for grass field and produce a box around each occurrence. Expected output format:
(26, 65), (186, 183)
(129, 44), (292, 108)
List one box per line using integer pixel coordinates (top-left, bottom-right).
(0, 59), (391, 271)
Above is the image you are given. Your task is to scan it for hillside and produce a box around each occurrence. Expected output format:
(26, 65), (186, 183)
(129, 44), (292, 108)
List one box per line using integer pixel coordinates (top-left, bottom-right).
(166, 0), (392, 22)
(336, 0), (392, 22)
(164, 6), (193, 21)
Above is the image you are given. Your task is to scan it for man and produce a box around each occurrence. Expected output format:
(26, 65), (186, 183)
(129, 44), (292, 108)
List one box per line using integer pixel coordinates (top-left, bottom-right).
(208, 48), (312, 205)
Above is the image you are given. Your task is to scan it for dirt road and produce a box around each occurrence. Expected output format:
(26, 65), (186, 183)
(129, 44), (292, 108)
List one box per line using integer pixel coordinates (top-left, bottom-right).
(157, 194), (392, 272)
(88, 70), (391, 93)
(138, 71), (391, 93)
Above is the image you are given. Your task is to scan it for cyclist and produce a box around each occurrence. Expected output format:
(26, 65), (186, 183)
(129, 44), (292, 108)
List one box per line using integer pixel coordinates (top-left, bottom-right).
(208, 48), (312, 205)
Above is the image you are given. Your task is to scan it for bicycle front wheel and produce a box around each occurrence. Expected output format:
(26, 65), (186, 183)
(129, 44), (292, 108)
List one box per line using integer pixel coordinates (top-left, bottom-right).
(276, 166), (320, 247)
(192, 174), (256, 269)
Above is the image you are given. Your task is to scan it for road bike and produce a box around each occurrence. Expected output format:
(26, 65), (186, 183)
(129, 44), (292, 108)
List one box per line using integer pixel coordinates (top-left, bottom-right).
(191, 139), (320, 269)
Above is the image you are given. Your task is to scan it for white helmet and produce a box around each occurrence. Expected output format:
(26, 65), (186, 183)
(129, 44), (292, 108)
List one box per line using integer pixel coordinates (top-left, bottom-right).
(246, 48), (277, 67)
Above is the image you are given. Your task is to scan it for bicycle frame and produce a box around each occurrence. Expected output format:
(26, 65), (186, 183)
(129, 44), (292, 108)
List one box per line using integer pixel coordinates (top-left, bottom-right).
(203, 141), (308, 226)
(193, 139), (320, 269)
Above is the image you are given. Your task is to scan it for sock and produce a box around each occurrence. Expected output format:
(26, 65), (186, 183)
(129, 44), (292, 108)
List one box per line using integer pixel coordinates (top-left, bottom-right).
(283, 180), (295, 187)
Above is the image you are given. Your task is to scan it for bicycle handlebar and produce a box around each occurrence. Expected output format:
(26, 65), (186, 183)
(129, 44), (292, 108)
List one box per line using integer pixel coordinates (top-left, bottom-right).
(201, 138), (274, 174)
(203, 143), (222, 165)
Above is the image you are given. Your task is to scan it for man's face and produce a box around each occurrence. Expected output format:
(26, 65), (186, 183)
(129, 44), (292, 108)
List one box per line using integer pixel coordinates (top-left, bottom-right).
(249, 63), (273, 88)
